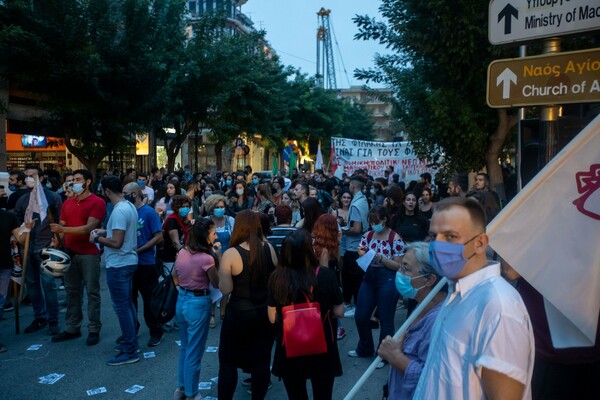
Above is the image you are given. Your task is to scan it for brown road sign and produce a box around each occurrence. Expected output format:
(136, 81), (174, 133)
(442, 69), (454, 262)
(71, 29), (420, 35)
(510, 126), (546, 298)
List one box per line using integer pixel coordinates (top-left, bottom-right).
(487, 48), (600, 108)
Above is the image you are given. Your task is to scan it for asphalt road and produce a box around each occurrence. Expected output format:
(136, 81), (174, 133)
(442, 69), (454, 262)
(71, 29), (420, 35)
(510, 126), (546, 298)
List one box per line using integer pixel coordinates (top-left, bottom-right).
(0, 269), (406, 400)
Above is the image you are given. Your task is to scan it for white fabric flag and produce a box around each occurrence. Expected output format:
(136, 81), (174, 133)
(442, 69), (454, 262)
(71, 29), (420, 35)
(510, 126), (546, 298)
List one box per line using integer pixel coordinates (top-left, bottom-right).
(488, 114), (600, 348)
(315, 142), (324, 170)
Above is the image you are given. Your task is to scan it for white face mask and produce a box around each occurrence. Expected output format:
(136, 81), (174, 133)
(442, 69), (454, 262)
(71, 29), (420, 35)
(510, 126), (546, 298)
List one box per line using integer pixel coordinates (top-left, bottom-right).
(25, 177), (35, 188)
(236, 189), (244, 196)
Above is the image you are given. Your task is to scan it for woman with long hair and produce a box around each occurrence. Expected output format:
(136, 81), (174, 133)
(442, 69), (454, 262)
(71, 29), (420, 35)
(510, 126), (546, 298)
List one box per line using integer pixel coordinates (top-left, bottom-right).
(161, 195), (192, 266)
(296, 197), (325, 232)
(281, 190), (302, 226)
(227, 180), (254, 216)
(312, 213), (347, 340)
(155, 179), (181, 220)
(268, 230), (344, 400)
(349, 206), (405, 369)
(255, 183), (275, 215)
(172, 219), (220, 400)
(218, 210), (278, 400)
(391, 192), (430, 243)
(418, 187), (434, 220)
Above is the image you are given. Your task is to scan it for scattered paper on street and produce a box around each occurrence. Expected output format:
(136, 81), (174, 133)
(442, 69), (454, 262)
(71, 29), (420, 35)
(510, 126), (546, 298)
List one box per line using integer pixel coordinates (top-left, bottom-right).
(205, 346), (218, 353)
(143, 352), (156, 359)
(125, 385), (144, 394)
(38, 373), (65, 385)
(86, 387), (107, 396)
(27, 344), (43, 351)
(198, 382), (212, 390)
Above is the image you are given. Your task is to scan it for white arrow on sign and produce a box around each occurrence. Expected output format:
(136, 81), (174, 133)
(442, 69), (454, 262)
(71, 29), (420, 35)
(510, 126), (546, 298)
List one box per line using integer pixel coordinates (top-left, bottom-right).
(496, 67), (517, 99)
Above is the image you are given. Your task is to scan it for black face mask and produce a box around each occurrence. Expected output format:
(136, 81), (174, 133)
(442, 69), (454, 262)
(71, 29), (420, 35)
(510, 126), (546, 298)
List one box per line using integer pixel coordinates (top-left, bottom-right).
(124, 194), (135, 203)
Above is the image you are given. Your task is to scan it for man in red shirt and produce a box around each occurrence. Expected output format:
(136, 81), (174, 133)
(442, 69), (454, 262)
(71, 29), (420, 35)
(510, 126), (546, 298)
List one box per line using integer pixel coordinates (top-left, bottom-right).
(50, 169), (106, 346)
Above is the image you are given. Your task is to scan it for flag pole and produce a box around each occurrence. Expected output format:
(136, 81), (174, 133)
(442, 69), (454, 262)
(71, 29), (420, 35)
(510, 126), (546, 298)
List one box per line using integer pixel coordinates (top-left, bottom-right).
(343, 277), (448, 400)
(18, 231), (30, 304)
(13, 279), (20, 334)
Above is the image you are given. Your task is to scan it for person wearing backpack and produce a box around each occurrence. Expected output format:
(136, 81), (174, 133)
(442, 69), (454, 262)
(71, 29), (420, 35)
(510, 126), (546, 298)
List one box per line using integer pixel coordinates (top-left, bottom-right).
(171, 219), (219, 400)
(268, 230), (344, 400)
(348, 205), (405, 369)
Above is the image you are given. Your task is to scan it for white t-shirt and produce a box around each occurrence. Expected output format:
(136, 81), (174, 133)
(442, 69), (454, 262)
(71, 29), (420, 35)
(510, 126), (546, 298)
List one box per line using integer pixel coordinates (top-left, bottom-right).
(413, 263), (534, 400)
(141, 185), (154, 204)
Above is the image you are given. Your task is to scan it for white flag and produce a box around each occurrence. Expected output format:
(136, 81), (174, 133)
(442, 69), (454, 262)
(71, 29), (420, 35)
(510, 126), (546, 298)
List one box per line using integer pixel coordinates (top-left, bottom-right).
(315, 142), (324, 171)
(488, 114), (600, 348)
(25, 176), (49, 223)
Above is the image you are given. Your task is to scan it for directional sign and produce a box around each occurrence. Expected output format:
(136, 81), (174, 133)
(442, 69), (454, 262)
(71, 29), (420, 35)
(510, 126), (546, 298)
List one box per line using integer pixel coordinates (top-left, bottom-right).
(487, 48), (600, 108)
(489, 0), (600, 45)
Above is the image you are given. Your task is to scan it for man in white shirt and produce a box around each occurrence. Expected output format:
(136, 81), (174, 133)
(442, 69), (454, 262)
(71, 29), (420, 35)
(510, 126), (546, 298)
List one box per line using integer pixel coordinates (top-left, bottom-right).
(414, 197), (534, 400)
(136, 173), (154, 205)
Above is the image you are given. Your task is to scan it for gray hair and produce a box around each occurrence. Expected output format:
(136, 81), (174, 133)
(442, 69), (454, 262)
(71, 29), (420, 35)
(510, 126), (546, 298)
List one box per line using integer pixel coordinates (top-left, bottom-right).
(405, 241), (437, 277)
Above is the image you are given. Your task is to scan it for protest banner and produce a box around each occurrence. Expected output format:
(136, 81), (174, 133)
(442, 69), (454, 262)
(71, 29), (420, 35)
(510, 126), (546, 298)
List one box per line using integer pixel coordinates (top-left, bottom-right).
(330, 137), (437, 181)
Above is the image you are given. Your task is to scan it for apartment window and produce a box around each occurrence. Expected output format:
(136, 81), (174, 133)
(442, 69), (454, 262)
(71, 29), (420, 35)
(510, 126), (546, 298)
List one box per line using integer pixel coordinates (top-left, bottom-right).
(188, 1), (196, 16)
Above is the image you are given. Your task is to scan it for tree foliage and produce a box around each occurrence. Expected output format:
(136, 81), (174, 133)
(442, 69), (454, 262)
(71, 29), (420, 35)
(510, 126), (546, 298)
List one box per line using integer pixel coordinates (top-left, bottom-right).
(354, 0), (515, 189)
(1, 0), (184, 177)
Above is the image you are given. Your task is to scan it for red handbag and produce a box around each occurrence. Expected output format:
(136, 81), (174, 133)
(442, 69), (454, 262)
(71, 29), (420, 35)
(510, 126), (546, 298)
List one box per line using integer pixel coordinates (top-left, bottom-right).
(281, 267), (327, 358)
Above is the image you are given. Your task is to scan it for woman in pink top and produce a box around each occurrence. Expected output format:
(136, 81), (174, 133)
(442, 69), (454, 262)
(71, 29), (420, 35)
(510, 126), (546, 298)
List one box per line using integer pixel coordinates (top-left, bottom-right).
(172, 219), (219, 400)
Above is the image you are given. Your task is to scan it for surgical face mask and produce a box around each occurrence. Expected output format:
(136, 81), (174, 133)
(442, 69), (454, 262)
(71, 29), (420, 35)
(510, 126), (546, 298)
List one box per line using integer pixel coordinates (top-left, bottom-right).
(25, 177), (35, 188)
(395, 272), (429, 299)
(252, 178), (259, 185)
(73, 183), (85, 194)
(8, 184), (17, 192)
(370, 188), (376, 195)
(137, 180), (146, 188)
(225, 180), (232, 186)
(204, 191), (212, 198)
(236, 189), (244, 196)
(124, 193), (135, 203)
(371, 223), (385, 233)
(45, 182), (52, 189)
(178, 207), (190, 218)
(429, 235), (479, 279)
(213, 208), (225, 218)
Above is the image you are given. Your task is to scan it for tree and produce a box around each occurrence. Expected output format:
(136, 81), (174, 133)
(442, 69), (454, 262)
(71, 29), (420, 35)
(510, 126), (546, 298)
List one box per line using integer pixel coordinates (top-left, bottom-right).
(353, 0), (515, 198)
(0, 0), (184, 177)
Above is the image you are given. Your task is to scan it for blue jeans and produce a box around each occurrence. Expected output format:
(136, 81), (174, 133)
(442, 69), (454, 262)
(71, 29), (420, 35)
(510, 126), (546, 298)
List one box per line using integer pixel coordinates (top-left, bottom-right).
(355, 266), (399, 356)
(106, 265), (138, 353)
(176, 288), (211, 397)
(26, 247), (59, 323)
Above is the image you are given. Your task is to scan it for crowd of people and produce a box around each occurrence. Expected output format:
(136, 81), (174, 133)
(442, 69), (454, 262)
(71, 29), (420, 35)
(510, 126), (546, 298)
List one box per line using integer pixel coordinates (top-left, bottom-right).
(0, 162), (597, 400)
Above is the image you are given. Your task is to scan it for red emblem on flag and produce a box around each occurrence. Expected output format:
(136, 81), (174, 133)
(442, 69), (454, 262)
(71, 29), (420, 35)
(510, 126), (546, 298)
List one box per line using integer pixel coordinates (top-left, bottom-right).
(572, 164), (600, 220)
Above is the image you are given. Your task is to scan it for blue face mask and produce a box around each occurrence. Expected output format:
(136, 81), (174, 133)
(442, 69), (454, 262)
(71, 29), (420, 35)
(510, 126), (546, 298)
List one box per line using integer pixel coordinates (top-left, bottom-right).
(252, 178), (259, 185)
(137, 180), (146, 188)
(395, 272), (428, 299)
(178, 207), (190, 218)
(72, 183), (85, 194)
(429, 235), (479, 279)
(213, 208), (225, 218)
(372, 223), (385, 233)
(8, 184), (16, 192)
(225, 180), (232, 186)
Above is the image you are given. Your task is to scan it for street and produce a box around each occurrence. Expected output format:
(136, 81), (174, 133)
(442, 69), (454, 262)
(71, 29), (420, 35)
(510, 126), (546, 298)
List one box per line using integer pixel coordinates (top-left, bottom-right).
(0, 269), (405, 400)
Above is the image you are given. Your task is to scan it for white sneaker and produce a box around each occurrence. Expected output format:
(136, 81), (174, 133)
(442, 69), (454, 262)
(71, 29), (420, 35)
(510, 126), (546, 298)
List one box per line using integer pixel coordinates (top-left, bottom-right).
(344, 307), (355, 318)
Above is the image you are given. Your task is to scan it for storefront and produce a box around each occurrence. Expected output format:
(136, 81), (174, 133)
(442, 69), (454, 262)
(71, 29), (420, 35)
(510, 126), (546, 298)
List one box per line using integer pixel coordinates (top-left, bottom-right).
(5, 133), (68, 172)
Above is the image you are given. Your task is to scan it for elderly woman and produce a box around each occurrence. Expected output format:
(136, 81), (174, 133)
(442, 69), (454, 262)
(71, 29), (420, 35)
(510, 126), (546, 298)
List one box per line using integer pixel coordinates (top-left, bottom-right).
(377, 241), (446, 400)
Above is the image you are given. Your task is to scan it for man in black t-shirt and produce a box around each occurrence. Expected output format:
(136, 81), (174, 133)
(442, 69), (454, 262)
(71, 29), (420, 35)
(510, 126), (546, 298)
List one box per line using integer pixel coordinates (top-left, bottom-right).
(0, 209), (25, 352)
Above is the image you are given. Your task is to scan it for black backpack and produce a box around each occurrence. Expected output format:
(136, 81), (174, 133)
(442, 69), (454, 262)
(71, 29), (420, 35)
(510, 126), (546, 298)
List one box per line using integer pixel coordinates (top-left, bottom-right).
(150, 265), (178, 324)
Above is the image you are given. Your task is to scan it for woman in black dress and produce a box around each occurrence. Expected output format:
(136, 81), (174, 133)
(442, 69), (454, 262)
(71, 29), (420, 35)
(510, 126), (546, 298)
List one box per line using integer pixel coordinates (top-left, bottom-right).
(268, 230), (344, 400)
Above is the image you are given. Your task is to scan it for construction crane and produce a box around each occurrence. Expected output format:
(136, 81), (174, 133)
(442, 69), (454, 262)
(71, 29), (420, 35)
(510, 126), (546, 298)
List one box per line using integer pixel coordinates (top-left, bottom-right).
(316, 8), (336, 90)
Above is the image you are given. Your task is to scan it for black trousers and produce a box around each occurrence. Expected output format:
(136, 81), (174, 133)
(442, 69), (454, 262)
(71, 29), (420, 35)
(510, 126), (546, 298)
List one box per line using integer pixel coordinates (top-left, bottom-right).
(131, 264), (162, 337)
(532, 356), (600, 400)
(342, 251), (364, 304)
(282, 374), (335, 400)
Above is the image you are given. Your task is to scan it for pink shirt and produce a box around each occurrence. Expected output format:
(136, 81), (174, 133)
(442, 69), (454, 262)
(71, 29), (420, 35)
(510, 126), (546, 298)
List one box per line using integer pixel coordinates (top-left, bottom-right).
(174, 249), (215, 290)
